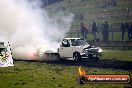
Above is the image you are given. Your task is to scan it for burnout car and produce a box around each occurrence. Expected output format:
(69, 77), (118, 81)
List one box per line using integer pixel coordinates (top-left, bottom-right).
(58, 38), (102, 61)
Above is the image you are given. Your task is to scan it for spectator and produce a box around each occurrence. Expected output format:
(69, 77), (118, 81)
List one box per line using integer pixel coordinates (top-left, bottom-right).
(104, 21), (110, 41)
(80, 22), (88, 40)
(128, 22), (132, 40)
(92, 20), (97, 40)
(125, 22), (130, 40)
(120, 22), (126, 41)
(101, 21), (105, 41)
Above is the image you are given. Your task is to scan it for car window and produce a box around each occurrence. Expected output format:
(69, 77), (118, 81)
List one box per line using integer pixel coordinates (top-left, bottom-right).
(70, 39), (77, 46)
(71, 39), (88, 46)
(62, 39), (70, 47)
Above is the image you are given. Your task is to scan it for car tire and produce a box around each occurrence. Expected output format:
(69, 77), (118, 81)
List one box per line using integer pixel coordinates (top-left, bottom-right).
(73, 52), (81, 61)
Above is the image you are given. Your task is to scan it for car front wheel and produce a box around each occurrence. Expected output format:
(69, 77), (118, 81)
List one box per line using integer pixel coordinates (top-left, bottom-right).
(73, 52), (81, 61)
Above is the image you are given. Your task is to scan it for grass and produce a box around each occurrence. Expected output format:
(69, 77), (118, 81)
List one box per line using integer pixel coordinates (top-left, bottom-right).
(102, 49), (132, 61)
(0, 50), (132, 88)
(0, 61), (132, 88)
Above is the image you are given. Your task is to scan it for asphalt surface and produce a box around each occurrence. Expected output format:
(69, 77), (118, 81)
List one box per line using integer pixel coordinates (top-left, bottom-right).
(14, 58), (132, 71)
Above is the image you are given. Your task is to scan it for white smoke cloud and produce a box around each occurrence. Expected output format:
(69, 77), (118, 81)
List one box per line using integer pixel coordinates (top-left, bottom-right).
(0, 0), (74, 60)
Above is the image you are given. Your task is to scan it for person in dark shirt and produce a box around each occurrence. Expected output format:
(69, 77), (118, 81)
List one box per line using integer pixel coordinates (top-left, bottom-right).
(128, 22), (132, 40)
(120, 22), (126, 41)
(104, 21), (109, 41)
(92, 20), (97, 40)
(125, 22), (130, 40)
(101, 21), (105, 41)
(80, 22), (88, 40)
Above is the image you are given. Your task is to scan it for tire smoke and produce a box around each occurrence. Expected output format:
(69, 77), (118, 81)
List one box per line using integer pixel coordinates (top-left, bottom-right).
(0, 0), (73, 60)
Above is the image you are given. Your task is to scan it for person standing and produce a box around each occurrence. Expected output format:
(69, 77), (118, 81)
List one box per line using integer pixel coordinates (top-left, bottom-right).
(120, 22), (126, 41)
(126, 22), (131, 40)
(80, 22), (88, 40)
(92, 20), (97, 40)
(128, 22), (132, 40)
(101, 21), (105, 41)
(104, 21), (109, 41)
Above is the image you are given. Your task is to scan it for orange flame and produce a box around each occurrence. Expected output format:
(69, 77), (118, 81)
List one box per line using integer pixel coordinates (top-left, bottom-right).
(78, 66), (86, 76)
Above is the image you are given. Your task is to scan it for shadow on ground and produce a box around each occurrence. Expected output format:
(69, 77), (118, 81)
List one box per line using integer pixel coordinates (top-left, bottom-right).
(15, 59), (132, 71)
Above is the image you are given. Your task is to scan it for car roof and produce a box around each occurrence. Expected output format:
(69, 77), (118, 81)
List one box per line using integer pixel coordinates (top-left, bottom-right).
(64, 38), (82, 40)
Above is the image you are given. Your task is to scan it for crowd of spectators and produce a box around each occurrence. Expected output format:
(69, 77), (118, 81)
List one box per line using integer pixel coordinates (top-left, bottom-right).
(120, 22), (132, 41)
(80, 20), (132, 41)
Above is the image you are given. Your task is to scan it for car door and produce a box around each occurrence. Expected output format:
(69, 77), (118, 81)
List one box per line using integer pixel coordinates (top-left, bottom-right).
(59, 39), (72, 58)
(70, 39), (83, 54)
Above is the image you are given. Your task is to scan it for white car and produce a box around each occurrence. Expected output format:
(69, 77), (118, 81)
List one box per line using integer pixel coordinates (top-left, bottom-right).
(58, 38), (102, 61)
